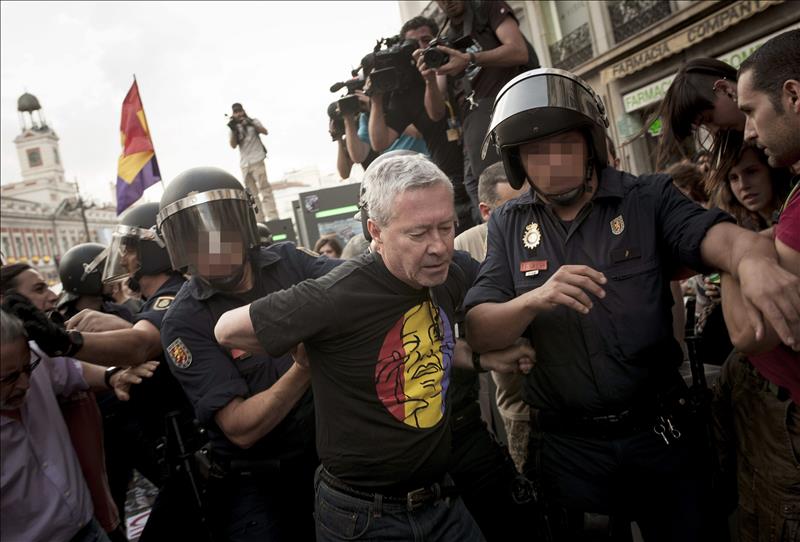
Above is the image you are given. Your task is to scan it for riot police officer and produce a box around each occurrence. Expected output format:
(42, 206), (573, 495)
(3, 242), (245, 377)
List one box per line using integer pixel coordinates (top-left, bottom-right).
(56, 242), (137, 528)
(57, 242), (132, 320)
(54, 202), (207, 541)
(464, 68), (798, 541)
(157, 167), (338, 541)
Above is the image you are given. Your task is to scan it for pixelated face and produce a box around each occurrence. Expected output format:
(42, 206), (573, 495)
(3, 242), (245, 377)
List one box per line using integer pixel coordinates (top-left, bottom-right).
(191, 230), (246, 279)
(8, 269), (58, 312)
(739, 70), (800, 168)
(728, 147), (774, 214)
(404, 26), (435, 50)
(519, 130), (588, 197)
(372, 183), (455, 289)
(0, 338), (35, 410)
(375, 301), (452, 428)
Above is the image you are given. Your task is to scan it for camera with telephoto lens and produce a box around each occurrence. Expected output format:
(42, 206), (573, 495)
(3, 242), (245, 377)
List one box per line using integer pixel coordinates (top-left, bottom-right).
(363, 35), (420, 96)
(422, 35), (475, 70)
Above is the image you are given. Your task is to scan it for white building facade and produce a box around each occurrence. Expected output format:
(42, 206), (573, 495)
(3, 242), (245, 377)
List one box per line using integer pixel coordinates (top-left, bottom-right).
(1, 93), (117, 284)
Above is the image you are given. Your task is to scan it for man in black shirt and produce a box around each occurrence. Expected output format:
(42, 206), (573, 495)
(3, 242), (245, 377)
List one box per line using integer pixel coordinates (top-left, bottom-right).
(215, 154), (534, 541)
(465, 68), (800, 541)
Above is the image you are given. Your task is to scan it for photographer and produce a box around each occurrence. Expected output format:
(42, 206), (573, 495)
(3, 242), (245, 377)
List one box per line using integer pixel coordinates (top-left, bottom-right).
(367, 19), (478, 232)
(328, 102), (355, 179)
(228, 102), (279, 220)
(419, 1), (538, 212)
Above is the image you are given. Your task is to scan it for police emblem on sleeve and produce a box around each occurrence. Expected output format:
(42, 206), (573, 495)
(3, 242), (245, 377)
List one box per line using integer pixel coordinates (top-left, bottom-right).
(153, 296), (174, 310)
(610, 215), (625, 235)
(167, 338), (192, 369)
(522, 222), (541, 250)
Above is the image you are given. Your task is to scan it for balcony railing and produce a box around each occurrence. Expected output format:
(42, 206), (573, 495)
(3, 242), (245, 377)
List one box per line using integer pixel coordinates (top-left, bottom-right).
(608, 0), (673, 44)
(548, 23), (594, 71)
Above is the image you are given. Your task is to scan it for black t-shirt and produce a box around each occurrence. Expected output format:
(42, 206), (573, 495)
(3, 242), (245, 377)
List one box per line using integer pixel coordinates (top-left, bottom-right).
(446, 1), (529, 116)
(384, 85), (464, 184)
(250, 251), (473, 492)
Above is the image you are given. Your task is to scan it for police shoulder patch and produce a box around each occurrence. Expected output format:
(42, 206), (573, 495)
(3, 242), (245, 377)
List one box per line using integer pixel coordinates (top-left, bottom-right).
(167, 338), (192, 369)
(153, 296), (174, 310)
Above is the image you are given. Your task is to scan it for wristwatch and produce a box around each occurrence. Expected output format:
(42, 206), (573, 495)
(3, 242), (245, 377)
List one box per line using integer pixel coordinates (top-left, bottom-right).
(472, 350), (486, 373)
(468, 52), (478, 70)
(64, 330), (84, 357)
(104, 366), (123, 389)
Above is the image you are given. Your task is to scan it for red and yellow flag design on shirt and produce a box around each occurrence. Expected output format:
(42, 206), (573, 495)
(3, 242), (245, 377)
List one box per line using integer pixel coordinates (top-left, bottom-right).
(116, 80), (160, 214)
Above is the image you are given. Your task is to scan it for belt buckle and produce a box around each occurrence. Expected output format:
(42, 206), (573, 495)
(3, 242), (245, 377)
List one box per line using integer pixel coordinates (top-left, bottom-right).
(406, 487), (430, 511)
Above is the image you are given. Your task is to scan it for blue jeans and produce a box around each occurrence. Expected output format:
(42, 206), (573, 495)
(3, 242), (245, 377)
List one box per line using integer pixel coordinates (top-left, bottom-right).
(314, 467), (485, 541)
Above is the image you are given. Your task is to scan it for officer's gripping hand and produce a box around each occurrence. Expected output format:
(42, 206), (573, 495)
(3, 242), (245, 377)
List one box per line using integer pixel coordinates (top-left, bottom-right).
(736, 255), (800, 350)
(479, 338), (536, 374)
(112, 361), (159, 401)
(526, 265), (606, 315)
(67, 309), (134, 332)
(2, 293), (74, 356)
(290, 343), (310, 369)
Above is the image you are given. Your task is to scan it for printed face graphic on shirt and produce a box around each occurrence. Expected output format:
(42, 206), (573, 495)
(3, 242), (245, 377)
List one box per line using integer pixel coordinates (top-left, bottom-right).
(375, 301), (452, 429)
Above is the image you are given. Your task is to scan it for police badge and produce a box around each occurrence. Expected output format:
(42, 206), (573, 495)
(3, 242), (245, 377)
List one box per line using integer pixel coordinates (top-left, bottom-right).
(522, 223), (541, 250)
(610, 215), (625, 235)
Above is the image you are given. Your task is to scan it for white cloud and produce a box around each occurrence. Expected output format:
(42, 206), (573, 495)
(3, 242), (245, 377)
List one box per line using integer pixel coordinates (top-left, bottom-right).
(1, 1), (403, 204)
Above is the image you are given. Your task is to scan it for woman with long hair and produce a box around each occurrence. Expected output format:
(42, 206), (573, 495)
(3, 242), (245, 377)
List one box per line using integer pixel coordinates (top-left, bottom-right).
(655, 58), (744, 169)
(705, 134), (792, 231)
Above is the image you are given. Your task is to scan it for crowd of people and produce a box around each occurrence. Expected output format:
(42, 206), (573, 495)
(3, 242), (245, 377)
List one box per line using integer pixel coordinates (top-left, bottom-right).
(1, 2), (798, 540)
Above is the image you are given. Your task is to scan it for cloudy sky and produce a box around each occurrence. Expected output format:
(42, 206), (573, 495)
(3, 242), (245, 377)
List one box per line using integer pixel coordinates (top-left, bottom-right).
(0, 1), (404, 204)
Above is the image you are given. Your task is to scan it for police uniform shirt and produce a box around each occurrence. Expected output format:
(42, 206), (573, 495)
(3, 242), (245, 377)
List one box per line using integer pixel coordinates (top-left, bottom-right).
(248, 250), (476, 492)
(126, 273), (192, 430)
(160, 243), (340, 459)
(464, 168), (733, 414)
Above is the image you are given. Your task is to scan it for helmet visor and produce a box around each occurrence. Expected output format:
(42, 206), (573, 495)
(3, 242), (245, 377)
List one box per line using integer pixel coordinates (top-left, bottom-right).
(157, 189), (258, 278)
(102, 225), (161, 284)
(482, 68), (608, 160)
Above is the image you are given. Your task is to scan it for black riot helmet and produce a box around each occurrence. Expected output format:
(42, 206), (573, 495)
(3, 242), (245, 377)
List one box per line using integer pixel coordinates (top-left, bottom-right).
(482, 68), (609, 202)
(103, 202), (173, 285)
(157, 167), (259, 287)
(59, 242), (107, 303)
(257, 223), (273, 246)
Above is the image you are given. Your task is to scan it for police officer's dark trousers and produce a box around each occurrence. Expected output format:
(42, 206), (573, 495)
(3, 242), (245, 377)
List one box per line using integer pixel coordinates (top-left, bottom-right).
(205, 451), (317, 542)
(534, 423), (707, 542)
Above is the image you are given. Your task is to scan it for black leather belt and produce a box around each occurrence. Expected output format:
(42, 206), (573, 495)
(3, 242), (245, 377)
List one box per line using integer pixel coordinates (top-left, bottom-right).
(537, 408), (656, 438)
(318, 467), (457, 512)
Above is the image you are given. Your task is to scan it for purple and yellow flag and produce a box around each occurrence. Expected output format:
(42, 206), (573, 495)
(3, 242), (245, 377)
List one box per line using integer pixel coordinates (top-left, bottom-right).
(116, 80), (160, 214)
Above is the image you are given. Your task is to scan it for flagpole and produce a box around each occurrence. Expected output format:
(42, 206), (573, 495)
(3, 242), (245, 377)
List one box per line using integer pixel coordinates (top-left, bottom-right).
(132, 74), (166, 188)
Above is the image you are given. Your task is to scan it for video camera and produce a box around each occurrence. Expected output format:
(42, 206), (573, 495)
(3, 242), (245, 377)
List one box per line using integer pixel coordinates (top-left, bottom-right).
(329, 74), (365, 118)
(363, 35), (420, 96)
(422, 35), (475, 70)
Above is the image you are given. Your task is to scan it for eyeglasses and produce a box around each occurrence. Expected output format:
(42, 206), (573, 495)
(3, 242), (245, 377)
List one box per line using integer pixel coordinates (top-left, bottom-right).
(0, 351), (42, 386)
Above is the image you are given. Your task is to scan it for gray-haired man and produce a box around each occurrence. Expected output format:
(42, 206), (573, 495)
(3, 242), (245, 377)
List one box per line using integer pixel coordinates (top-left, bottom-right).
(214, 154), (534, 541)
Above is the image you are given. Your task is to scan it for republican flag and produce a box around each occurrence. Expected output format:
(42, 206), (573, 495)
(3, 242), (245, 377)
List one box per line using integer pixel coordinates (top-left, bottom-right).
(116, 79), (160, 214)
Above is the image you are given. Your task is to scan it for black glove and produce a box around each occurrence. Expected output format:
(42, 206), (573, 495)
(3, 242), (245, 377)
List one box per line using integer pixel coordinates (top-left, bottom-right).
(227, 118), (238, 130)
(2, 293), (81, 357)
